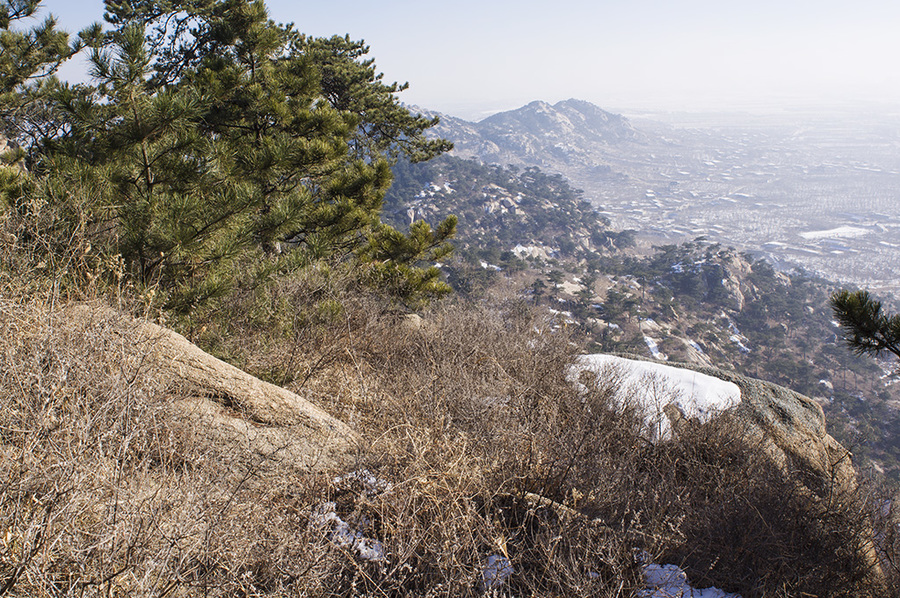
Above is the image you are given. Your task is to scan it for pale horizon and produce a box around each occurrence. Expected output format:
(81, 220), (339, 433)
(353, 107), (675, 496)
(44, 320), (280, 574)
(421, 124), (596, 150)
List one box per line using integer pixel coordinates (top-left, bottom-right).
(38, 0), (900, 122)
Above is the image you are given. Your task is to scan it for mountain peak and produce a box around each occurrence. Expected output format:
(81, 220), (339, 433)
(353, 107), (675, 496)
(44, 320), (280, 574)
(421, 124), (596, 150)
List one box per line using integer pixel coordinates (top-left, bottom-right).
(524, 99), (554, 110)
(426, 98), (645, 173)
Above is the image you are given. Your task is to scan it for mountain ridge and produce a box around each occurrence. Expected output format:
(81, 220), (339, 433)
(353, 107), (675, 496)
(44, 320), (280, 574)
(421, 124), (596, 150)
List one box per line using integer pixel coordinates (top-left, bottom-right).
(421, 99), (900, 296)
(425, 98), (649, 178)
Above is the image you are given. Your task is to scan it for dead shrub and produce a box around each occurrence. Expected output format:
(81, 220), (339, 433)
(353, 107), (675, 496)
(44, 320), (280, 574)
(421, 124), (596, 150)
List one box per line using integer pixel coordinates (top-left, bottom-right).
(0, 288), (342, 596)
(636, 416), (888, 597)
(1, 228), (896, 596)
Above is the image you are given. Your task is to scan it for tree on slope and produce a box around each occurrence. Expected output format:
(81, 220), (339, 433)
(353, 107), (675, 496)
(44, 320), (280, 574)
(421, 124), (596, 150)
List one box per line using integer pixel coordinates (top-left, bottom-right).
(0, 0), (78, 145)
(11, 0), (455, 311)
(831, 289), (900, 364)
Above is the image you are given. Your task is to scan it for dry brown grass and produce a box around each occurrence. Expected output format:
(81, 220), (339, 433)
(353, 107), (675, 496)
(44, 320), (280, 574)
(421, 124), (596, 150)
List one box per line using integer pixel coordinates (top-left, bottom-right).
(0, 282), (640, 597)
(2, 202), (898, 595)
(196, 271), (896, 596)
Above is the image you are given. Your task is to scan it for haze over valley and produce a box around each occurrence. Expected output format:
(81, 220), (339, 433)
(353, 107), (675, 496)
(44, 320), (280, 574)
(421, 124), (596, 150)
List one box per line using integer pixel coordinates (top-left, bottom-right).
(428, 100), (900, 296)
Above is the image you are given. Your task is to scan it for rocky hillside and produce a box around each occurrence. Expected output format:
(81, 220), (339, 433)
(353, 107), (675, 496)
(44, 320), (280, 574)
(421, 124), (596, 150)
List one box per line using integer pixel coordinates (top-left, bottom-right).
(2, 287), (892, 597)
(384, 155), (633, 260)
(423, 101), (900, 296)
(386, 155), (900, 479)
(578, 243), (900, 478)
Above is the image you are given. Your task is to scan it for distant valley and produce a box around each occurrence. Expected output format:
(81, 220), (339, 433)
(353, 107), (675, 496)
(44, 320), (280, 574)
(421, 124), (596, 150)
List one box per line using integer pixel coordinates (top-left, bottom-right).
(424, 100), (900, 296)
(385, 106), (900, 479)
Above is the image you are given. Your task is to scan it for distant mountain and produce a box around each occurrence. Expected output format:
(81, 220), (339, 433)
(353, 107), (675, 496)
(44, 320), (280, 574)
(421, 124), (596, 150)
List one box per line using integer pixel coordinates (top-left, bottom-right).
(421, 100), (900, 296)
(418, 99), (689, 227)
(424, 99), (652, 186)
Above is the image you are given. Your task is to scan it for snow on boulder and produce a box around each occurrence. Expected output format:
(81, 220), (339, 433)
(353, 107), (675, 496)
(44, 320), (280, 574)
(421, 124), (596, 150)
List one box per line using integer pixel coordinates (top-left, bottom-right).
(573, 354), (741, 441)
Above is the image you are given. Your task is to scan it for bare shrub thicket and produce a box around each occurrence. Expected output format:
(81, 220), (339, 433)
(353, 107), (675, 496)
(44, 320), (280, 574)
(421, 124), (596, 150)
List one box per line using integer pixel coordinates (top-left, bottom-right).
(647, 416), (887, 597)
(2, 212), (899, 596)
(190, 277), (649, 595)
(218, 279), (894, 597)
(0, 289), (323, 595)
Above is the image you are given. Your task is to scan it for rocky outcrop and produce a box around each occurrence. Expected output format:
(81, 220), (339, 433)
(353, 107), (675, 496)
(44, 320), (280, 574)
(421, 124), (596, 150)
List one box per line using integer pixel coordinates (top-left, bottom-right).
(0, 134), (25, 171)
(62, 303), (358, 471)
(658, 358), (883, 588)
(689, 363), (855, 499)
(601, 353), (855, 498)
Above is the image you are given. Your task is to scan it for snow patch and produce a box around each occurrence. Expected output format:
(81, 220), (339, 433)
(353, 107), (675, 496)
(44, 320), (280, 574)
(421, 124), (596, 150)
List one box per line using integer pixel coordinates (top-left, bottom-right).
(548, 308), (576, 325)
(312, 469), (393, 562)
(481, 555), (514, 590)
(643, 336), (667, 360)
(333, 469), (393, 496)
(640, 562), (740, 598)
(729, 335), (751, 353)
(799, 226), (869, 240)
(313, 502), (386, 561)
(573, 355), (741, 441)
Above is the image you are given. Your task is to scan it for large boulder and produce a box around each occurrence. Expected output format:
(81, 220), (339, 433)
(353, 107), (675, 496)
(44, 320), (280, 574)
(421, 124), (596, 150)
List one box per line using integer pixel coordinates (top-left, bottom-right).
(693, 364), (855, 499)
(576, 353), (883, 591)
(62, 303), (359, 472)
(577, 354), (855, 497)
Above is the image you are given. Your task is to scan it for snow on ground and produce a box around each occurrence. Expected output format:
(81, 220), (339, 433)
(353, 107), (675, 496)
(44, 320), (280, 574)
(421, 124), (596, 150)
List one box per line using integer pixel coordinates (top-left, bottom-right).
(313, 502), (386, 561)
(481, 555), (514, 590)
(799, 226), (869, 240)
(548, 308), (576, 325)
(640, 562), (741, 598)
(643, 336), (667, 360)
(573, 354), (741, 440)
(729, 334), (751, 353)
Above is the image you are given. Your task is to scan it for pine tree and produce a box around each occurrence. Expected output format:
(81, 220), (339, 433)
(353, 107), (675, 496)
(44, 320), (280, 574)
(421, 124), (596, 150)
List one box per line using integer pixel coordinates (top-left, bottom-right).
(0, 0), (78, 157)
(33, 0), (454, 311)
(361, 216), (457, 306)
(831, 289), (900, 363)
(303, 34), (452, 163)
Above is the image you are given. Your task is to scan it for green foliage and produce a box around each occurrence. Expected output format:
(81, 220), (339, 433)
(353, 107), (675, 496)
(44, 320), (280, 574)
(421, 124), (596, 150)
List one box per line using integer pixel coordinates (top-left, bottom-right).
(832, 289), (900, 361)
(0, 0), (76, 93)
(383, 155), (610, 264)
(304, 34), (453, 163)
(0, 0), (79, 153)
(361, 215), (457, 307)
(5, 0), (454, 312)
(0, 162), (26, 207)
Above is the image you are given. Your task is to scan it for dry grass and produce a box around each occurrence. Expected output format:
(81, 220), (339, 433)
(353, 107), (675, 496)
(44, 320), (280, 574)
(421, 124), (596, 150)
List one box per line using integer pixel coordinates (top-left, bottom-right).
(1, 204), (898, 596)
(190, 271), (897, 596)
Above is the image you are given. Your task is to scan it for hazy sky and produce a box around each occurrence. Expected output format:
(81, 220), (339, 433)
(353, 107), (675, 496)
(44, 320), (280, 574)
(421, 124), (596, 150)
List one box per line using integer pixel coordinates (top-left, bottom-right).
(38, 0), (900, 120)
